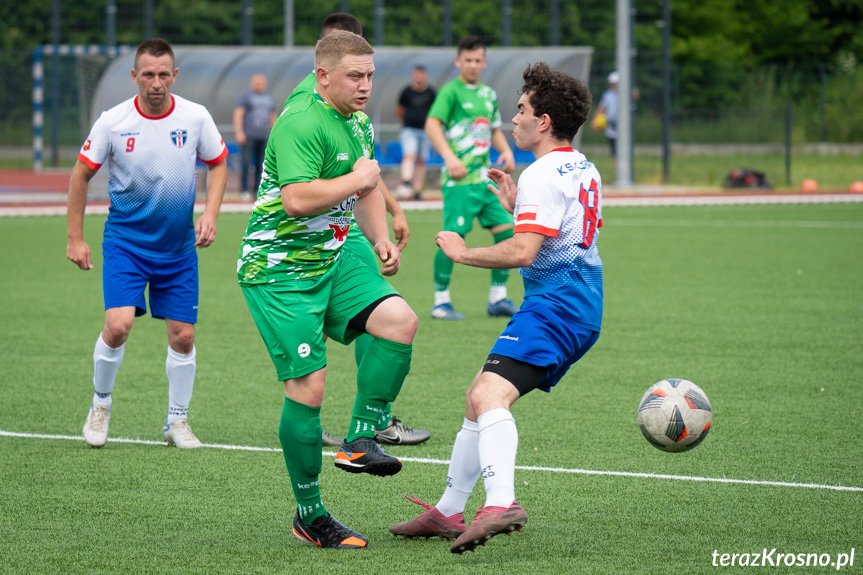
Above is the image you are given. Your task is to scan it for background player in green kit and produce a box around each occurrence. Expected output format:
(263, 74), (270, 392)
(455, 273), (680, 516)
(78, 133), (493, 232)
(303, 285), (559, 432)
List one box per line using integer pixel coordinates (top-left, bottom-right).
(426, 35), (517, 321)
(283, 12), (429, 448)
(237, 31), (418, 549)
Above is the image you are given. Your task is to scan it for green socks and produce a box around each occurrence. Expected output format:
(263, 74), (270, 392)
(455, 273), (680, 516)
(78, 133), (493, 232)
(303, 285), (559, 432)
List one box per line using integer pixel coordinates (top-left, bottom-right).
(347, 337), (412, 442)
(278, 396), (327, 523)
(354, 333), (393, 431)
(491, 228), (513, 286)
(434, 246), (455, 291)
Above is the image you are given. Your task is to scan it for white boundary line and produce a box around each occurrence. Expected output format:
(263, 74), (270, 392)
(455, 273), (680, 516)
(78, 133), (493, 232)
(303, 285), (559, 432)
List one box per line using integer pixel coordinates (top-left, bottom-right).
(2, 429), (860, 493)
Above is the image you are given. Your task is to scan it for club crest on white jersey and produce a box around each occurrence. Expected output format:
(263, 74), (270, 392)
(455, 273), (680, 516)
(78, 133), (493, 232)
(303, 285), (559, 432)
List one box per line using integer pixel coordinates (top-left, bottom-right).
(170, 129), (188, 148)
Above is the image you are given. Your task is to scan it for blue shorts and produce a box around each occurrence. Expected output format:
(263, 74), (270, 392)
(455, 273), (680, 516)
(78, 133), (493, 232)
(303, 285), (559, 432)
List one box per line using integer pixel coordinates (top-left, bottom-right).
(489, 298), (599, 392)
(399, 126), (431, 161)
(102, 241), (199, 324)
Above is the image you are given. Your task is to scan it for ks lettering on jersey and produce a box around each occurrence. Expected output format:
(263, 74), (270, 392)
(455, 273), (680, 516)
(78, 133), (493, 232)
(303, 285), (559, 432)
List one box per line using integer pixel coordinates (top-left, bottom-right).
(556, 159), (592, 177)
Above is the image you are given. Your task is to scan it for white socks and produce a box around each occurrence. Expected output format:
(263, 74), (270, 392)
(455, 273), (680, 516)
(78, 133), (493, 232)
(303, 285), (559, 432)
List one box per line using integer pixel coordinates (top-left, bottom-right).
(434, 290), (452, 307)
(166, 345), (196, 424)
(436, 418), (481, 517)
(436, 409), (519, 514)
(438, 287), (508, 306)
(92, 334), (124, 407)
(477, 408), (518, 508)
(489, 285), (508, 304)
(92, 336), (196, 424)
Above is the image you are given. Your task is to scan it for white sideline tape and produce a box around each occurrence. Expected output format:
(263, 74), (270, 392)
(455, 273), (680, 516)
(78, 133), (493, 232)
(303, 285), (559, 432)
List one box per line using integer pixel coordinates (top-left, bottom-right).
(2, 429), (860, 493)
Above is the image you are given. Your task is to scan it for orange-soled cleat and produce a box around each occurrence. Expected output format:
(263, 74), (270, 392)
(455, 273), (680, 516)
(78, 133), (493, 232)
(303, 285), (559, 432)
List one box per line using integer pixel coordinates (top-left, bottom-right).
(292, 512), (368, 549)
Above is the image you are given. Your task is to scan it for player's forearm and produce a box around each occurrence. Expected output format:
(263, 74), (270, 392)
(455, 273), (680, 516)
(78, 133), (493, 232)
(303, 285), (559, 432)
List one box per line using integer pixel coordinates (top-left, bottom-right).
(454, 233), (543, 270)
(204, 161), (228, 218)
(232, 108), (244, 136)
(281, 173), (366, 217)
(425, 117), (457, 162)
(66, 192), (87, 241)
(66, 161), (93, 240)
(353, 189), (390, 245)
(378, 179), (403, 218)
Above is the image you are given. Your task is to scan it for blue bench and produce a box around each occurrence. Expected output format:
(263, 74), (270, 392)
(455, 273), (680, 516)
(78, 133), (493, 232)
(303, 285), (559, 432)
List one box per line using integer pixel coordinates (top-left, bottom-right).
(374, 141), (532, 167)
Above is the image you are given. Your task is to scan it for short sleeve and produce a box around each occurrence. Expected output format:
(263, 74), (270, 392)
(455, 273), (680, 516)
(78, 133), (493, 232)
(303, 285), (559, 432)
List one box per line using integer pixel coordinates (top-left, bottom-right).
(273, 114), (327, 187)
(77, 112), (111, 170)
(489, 89), (503, 130)
(197, 109), (228, 165)
(514, 169), (565, 237)
(427, 84), (453, 124)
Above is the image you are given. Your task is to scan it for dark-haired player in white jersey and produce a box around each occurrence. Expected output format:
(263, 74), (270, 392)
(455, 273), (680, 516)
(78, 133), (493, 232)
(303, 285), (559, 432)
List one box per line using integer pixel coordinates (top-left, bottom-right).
(67, 38), (228, 450)
(390, 62), (603, 554)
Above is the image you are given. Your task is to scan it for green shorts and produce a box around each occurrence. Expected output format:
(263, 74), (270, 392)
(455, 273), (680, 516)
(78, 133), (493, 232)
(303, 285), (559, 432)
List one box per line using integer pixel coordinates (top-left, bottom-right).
(442, 183), (513, 236)
(342, 223), (379, 270)
(242, 249), (399, 381)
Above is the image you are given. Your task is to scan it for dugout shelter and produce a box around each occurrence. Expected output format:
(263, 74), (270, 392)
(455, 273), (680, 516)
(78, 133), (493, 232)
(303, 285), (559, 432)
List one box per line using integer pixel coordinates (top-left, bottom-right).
(91, 45), (593, 165)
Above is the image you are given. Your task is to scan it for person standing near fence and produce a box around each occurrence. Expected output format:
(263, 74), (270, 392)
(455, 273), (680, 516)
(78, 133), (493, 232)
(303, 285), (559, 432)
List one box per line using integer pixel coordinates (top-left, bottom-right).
(591, 71), (620, 164)
(425, 35), (517, 321)
(66, 37), (228, 449)
(233, 73), (276, 201)
(395, 65), (436, 200)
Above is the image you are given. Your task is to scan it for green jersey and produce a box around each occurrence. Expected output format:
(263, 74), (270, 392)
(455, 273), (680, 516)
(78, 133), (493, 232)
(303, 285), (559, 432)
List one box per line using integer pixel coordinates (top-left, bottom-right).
(427, 77), (502, 188)
(237, 91), (376, 285)
(284, 72), (316, 109)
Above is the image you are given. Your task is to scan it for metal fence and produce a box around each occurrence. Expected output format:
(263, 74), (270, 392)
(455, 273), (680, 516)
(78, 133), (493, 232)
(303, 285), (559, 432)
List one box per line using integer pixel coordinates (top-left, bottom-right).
(1, 0), (861, 172)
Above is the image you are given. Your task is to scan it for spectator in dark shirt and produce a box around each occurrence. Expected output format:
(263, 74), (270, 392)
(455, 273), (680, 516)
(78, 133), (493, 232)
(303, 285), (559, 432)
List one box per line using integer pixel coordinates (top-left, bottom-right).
(395, 65), (436, 200)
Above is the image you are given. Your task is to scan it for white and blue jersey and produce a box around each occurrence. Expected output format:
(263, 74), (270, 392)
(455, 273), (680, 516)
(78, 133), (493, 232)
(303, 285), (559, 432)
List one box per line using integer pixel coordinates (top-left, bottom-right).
(78, 94), (228, 258)
(513, 147), (603, 332)
(489, 147), (603, 391)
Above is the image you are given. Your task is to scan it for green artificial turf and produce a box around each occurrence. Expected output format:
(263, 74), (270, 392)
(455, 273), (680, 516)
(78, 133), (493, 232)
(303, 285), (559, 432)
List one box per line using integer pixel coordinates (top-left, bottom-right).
(0, 203), (860, 574)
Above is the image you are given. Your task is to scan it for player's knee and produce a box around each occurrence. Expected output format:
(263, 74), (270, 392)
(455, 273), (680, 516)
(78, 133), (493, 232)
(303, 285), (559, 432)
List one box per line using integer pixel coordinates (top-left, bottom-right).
(466, 379), (498, 416)
(383, 307), (417, 344)
(103, 319), (133, 347)
(398, 305), (418, 341)
(362, 296), (417, 343)
(168, 326), (195, 353)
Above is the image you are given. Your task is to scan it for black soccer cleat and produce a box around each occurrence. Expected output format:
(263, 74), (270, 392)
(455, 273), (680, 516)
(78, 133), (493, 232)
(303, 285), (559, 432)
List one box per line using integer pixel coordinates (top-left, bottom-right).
(334, 436), (402, 476)
(292, 512), (368, 549)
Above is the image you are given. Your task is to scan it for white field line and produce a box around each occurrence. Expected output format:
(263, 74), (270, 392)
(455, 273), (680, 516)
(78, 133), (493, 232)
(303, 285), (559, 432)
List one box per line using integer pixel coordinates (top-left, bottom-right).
(2, 429), (860, 493)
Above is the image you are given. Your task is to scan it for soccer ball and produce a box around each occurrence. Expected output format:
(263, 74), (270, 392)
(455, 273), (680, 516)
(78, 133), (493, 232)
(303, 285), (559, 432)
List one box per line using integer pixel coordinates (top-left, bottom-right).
(637, 378), (712, 452)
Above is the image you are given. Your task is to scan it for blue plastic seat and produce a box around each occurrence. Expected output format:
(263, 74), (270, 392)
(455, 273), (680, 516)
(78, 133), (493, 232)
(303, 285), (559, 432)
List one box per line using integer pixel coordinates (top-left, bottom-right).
(385, 141), (403, 164)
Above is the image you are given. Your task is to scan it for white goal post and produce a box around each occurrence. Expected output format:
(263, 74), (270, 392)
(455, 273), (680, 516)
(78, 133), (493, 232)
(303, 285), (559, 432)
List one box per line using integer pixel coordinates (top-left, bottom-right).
(32, 44), (132, 171)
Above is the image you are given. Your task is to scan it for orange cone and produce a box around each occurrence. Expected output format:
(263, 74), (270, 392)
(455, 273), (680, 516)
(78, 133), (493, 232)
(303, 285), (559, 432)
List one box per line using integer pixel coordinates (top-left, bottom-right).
(850, 181), (863, 194)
